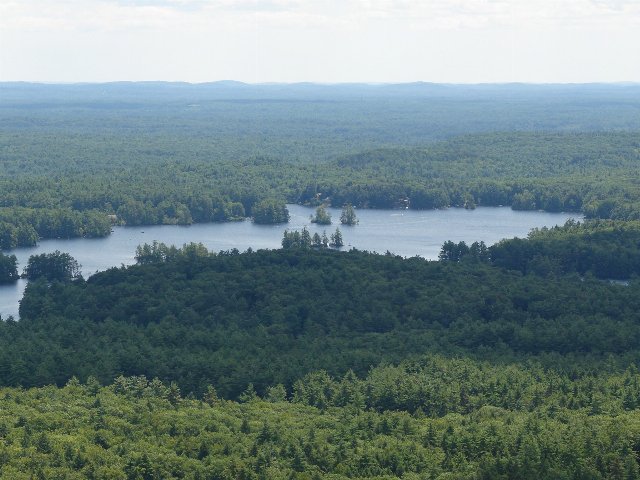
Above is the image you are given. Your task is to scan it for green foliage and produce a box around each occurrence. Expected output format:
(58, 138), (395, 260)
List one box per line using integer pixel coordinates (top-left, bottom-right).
(4, 84), (640, 477)
(252, 199), (290, 224)
(2, 84), (640, 245)
(0, 252), (18, 284)
(0, 371), (638, 479)
(135, 241), (211, 265)
(23, 250), (82, 282)
(439, 241), (489, 263)
(0, 207), (110, 248)
(490, 219), (640, 279)
(282, 228), (312, 249)
(330, 228), (344, 248)
(6, 239), (640, 398)
(311, 205), (332, 225)
(340, 204), (358, 225)
(282, 228), (334, 250)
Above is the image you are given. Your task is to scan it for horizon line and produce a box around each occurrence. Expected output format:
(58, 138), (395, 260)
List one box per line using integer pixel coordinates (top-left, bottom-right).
(2, 80), (640, 87)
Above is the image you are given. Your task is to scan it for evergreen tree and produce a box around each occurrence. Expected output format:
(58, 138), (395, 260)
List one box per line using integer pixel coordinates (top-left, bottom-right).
(330, 228), (344, 248)
(438, 240), (470, 262)
(322, 231), (329, 248)
(24, 251), (82, 282)
(252, 200), (290, 224)
(281, 230), (294, 249)
(340, 204), (358, 225)
(469, 241), (489, 261)
(463, 194), (476, 210)
(312, 232), (323, 248)
(265, 384), (287, 402)
(0, 253), (19, 284)
(300, 227), (312, 248)
(311, 205), (332, 225)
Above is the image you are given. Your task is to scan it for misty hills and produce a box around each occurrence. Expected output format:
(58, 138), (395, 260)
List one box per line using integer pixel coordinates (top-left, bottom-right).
(2, 80), (640, 104)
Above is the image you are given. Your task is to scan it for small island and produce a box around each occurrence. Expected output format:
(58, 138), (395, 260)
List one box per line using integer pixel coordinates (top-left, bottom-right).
(252, 200), (290, 224)
(311, 205), (332, 225)
(340, 203), (358, 225)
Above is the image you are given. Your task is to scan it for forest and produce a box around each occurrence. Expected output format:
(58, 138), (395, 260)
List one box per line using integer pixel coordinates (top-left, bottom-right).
(1, 83), (640, 246)
(7, 227), (640, 397)
(0, 362), (639, 479)
(0, 228), (640, 477)
(2, 82), (640, 478)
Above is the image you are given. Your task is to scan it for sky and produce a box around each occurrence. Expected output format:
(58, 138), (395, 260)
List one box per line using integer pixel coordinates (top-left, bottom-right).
(1, 0), (639, 83)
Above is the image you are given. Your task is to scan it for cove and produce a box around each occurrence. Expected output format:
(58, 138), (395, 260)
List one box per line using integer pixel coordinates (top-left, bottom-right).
(0, 205), (580, 319)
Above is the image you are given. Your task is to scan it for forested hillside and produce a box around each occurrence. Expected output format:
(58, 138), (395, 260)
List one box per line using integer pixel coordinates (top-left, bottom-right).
(1, 365), (640, 479)
(2, 83), (640, 478)
(1, 228), (640, 478)
(491, 219), (640, 278)
(1, 83), (640, 246)
(4, 231), (639, 396)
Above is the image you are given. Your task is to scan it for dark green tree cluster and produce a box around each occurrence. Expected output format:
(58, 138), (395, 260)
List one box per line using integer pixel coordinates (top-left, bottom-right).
(282, 227), (315, 249)
(23, 250), (82, 282)
(438, 240), (489, 262)
(0, 252), (18, 283)
(2, 113), (640, 244)
(4, 240), (640, 397)
(282, 228), (343, 249)
(315, 132), (640, 218)
(1, 227), (640, 477)
(330, 227), (344, 247)
(4, 83), (640, 477)
(117, 196), (246, 226)
(490, 219), (640, 278)
(134, 241), (211, 265)
(0, 207), (111, 248)
(0, 221), (37, 249)
(252, 199), (290, 224)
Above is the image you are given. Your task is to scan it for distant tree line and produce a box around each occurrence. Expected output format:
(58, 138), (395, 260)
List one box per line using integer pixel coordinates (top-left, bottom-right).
(2, 131), (640, 245)
(282, 227), (344, 249)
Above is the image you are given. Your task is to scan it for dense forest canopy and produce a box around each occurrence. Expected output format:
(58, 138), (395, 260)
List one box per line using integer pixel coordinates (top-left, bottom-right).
(2, 82), (640, 478)
(2, 227), (640, 478)
(0, 368), (640, 480)
(1, 83), (640, 247)
(7, 228), (640, 397)
(1, 363), (640, 479)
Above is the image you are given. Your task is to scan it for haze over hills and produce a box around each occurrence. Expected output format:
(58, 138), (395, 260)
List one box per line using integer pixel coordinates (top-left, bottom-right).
(2, 81), (640, 145)
(2, 80), (640, 103)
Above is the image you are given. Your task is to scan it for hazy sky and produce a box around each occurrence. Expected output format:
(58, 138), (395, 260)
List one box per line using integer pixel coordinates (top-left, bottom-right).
(1, 0), (639, 83)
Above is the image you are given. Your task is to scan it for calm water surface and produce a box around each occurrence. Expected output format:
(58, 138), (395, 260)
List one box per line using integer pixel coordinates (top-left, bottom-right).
(0, 205), (579, 319)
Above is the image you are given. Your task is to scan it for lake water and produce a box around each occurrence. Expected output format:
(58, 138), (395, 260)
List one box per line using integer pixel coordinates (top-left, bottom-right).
(0, 205), (579, 319)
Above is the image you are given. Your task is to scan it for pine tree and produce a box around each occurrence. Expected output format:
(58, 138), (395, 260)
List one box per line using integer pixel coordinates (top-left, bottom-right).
(322, 231), (329, 248)
(312, 232), (323, 248)
(311, 205), (332, 225)
(300, 227), (312, 248)
(340, 203), (358, 225)
(330, 228), (344, 248)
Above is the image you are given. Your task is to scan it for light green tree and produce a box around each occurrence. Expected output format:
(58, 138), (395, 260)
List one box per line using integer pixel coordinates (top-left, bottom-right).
(340, 204), (358, 225)
(311, 205), (332, 225)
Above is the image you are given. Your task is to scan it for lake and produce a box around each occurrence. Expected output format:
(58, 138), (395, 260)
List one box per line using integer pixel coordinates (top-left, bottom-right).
(0, 205), (579, 319)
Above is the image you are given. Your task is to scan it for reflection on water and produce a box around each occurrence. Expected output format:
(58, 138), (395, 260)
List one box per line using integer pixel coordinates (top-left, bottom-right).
(0, 205), (579, 319)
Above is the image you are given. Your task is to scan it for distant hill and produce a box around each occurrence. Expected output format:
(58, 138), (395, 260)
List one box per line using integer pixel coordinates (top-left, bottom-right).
(2, 81), (640, 104)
